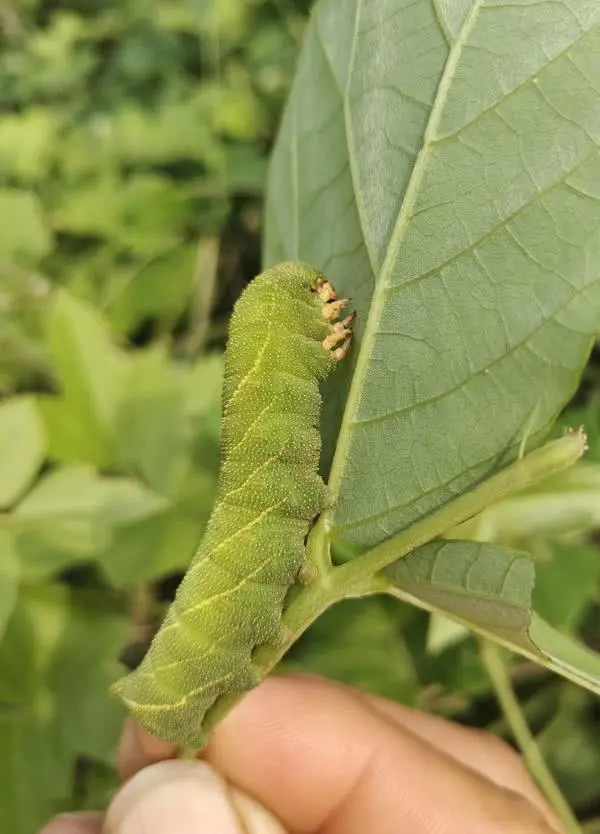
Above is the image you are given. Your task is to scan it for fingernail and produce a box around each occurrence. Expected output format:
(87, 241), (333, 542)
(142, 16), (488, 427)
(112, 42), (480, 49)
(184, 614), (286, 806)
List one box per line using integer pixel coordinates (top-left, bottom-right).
(229, 788), (287, 834)
(103, 760), (285, 834)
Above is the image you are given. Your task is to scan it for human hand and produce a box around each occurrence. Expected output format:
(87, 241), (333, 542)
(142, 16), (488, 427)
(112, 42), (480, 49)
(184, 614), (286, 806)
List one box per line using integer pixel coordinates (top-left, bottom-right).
(40, 674), (562, 834)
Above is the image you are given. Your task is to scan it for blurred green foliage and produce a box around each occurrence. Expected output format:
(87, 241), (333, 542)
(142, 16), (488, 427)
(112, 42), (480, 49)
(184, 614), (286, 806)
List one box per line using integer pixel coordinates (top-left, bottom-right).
(0, 1), (599, 832)
(0, 1), (312, 829)
(0, 0), (308, 392)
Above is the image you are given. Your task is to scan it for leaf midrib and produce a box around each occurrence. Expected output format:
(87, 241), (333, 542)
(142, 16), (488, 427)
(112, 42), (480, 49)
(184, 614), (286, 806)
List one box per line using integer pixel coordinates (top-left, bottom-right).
(327, 0), (483, 498)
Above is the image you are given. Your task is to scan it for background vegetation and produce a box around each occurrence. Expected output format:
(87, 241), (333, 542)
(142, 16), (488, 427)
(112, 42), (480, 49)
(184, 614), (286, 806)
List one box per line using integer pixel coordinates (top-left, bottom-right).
(1, 1), (599, 832)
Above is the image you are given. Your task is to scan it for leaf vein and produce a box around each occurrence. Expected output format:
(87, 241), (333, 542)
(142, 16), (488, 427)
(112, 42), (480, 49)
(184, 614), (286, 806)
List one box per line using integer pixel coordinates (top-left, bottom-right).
(327, 0), (484, 496)
(352, 274), (600, 430)
(433, 21), (600, 144)
(314, 2), (379, 277)
(385, 144), (600, 298)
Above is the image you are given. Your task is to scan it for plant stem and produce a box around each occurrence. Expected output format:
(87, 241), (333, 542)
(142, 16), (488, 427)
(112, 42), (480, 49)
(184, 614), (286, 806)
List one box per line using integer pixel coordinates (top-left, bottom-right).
(198, 432), (586, 740)
(200, 569), (387, 737)
(306, 514), (334, 576)
(180, 237), (220, 359)
(479, 640), (582, 834)
(332, 430), (587, 587)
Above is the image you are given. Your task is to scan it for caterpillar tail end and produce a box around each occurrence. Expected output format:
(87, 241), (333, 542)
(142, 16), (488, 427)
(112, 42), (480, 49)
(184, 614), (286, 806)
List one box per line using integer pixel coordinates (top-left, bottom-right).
(110, 669), (211, 750)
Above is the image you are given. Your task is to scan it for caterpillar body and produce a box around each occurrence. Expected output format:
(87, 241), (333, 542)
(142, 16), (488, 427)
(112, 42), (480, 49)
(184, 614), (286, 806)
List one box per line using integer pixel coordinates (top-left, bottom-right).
(112, 261), (353, 747)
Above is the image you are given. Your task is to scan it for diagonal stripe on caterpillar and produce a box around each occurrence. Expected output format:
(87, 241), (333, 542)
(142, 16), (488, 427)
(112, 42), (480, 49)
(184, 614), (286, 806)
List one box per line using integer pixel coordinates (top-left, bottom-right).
(111, 261), (354, 747)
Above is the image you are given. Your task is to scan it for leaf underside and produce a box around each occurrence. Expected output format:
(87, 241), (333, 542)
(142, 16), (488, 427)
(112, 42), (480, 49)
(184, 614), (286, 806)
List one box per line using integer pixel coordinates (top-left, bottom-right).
(384, 541), (600, 696)
(265, 0), (600, 547)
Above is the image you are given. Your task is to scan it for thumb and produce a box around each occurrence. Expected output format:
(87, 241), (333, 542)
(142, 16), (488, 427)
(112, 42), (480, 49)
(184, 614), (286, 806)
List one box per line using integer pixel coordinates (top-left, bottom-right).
(103, 760), (286, 834)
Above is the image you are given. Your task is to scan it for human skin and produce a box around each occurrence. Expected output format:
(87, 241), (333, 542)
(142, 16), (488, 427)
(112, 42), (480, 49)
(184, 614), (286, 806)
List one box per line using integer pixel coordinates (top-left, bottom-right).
(40, 674), (563, 834)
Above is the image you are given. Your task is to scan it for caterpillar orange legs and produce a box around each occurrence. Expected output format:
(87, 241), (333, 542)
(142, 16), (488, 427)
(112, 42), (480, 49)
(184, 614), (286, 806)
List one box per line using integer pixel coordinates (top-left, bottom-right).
(314, 277), (355, 360)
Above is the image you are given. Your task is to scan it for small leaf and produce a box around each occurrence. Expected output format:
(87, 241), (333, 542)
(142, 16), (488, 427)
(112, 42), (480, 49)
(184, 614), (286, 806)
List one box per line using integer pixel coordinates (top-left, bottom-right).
(53, 173), (193, 254)
(45, 288), (127, 468)
(185, 353), (224, 421)
(98, 503), (208, 588)
(0, 188), (52, 261)
(106, 244), (198, 334)
(92, 100), (223, 170)
(0, 583), (69, 705)
(11, 467), (167, 578)
(0, 397), (45, 509)
(37, 394), (110, 466)
(442, 464), (600, 629)
(114, 346), (191, 497)
(15, 524), (111, 581)
(0, 108), (60, 183)
(14, 465), (167, 525)
(384, 540), (600, 696)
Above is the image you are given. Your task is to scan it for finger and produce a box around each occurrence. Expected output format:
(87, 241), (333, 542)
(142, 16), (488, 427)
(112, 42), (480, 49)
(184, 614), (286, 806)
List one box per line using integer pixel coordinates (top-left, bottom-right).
(207, 675), (560, 834)
(117, 717), (178, 781)
(311, 675), (556, 822)
(103, 760), (285, 834)
(116, 678), (533, 801)
(39, 811), (103, 834)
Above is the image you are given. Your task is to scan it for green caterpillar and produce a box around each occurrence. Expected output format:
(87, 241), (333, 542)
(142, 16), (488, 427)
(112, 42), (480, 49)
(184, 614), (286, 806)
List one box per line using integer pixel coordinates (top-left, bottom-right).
(112, 261), (353, 747)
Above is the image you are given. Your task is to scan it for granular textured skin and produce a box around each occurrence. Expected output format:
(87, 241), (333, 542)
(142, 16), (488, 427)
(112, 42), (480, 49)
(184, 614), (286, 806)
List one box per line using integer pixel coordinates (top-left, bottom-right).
(112, 261), (351, 747)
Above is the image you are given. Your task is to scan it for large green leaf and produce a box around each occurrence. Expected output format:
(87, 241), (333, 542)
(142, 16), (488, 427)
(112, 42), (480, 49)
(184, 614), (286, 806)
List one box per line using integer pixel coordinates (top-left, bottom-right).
(0, 397), (45, 509)
(384, 540), (600, 696)
(265, 0), (600, 547)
